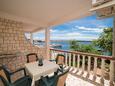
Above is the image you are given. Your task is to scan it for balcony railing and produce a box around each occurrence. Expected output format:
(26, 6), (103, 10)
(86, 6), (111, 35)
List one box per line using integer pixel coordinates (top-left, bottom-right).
(50, 48), (115, 85)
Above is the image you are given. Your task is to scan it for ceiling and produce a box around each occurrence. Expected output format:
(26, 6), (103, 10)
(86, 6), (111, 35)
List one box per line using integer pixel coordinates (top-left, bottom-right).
(0, 0), (92, 32)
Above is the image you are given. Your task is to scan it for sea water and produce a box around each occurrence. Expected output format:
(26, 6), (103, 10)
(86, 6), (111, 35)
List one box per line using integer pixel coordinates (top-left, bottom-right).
(51, 40), (91, 50)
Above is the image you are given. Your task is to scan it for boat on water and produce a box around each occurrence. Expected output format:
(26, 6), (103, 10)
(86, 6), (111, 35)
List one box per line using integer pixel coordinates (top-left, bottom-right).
(34, 41), (62, 49)
(50, 44), (62, 49)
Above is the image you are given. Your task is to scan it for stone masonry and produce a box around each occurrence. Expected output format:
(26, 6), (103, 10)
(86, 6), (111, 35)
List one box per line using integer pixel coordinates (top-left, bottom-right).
(0, 17), (45, 81)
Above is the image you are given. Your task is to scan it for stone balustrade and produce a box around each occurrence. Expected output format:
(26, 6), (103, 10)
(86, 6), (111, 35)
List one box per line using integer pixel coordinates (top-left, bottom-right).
(50, 48), (115, 86)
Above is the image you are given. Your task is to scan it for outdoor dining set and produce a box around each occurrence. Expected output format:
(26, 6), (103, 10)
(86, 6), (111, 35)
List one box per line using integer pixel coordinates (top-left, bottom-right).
(0, 53), (69, 86)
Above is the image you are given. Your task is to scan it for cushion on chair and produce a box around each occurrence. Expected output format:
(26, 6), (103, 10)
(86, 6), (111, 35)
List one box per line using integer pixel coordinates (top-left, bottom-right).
(57, 68), (69, 86)
(28, 55), (37, 62)
(0, 69), (8, 81)
(0, 69), (8, 86)
(57, 71), (68, 86)
(56, 55), (65, 65)
(26, 53), (38, 63)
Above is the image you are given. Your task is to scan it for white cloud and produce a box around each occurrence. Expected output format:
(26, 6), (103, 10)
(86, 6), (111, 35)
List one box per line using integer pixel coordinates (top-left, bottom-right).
(32, 27), (100, 41)
(75, 26), (103, 33)
(50, 35), (99, 41)
(33, 31), (99, 41)
(51, 29), (69, 34)
(98, 25), (107, 28)
(34, 36), (45, 40)
(76, 36), (98, 41)
(51, 31), (99, 41)
(66, 32), (81, 36)
(50, 29), (58, 33)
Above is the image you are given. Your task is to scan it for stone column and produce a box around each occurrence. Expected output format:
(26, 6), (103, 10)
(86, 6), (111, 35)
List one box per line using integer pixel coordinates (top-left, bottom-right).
(45, 27), (50, 59)
(30, 32), (33, 44)
(110, 16), (115, 85)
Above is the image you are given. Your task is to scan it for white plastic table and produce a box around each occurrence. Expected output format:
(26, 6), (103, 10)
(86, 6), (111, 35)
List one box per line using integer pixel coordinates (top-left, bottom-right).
(25, 60), (59, 86)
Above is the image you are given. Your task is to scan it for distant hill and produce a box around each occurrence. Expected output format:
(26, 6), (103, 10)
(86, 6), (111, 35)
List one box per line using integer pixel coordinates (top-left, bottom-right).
(50, 40), (92, 42)
(31, 39), (92, 43)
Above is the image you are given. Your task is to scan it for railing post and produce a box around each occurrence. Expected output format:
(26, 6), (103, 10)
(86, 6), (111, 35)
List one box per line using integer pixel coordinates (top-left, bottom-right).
(110, 60), (115, 86)
(109, 16), (115, 85)
(50, 50), (53, 60)
(53, 51), (56, 59)
(77, 54), (80, 71)
(73, 54), (76, 67)
(82, 55), (85, 74)
(69, 53), (71, 66)
(100, 59), (105, 85)
(50, 50), (57, 60)
(49, 49), (114, 86)
(93, 57), (97, 81)
(65, 53), (68, 66)
(87, 56), (91, 78)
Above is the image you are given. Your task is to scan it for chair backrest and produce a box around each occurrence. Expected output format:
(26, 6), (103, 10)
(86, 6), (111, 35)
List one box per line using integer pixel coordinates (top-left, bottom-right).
(57, 69), (69, 86)
(0, 75), (12, 86)
(39, 69), (69, 86)
(26, 53), (38, 63)
(0, 66), (9, 86)
(2, 65), (12, 83)
(0, 66), (8, 80)
(0, 66), (32, 86)
(56, 54), (65, 65)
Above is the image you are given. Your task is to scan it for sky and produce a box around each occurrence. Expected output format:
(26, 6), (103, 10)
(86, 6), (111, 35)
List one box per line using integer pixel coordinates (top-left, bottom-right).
(31, 15), (113, 41)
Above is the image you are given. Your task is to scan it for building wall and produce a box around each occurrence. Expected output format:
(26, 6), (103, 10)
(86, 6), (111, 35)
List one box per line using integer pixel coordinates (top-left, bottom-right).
(0, 17), (45, 80)
(0, 17), (44, 54)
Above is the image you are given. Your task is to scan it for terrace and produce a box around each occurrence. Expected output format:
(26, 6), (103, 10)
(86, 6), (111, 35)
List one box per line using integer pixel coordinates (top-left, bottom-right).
(0, 0), (115, 86)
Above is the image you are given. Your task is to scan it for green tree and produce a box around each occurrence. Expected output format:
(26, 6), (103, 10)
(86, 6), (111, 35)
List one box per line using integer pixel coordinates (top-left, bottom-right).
(79, 44), (98, 53)
(93, 28), (112, 55)
(69, 40), (100, 54)
(69, 40), (80, 51)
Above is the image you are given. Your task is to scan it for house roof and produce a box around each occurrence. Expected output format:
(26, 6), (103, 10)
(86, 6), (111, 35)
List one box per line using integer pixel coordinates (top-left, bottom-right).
(0, 0), (92, 32)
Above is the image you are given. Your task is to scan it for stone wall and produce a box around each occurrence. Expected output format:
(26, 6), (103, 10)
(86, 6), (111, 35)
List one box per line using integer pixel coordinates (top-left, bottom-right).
(0, 17), (45, 71)
(0, 18), (44, 54)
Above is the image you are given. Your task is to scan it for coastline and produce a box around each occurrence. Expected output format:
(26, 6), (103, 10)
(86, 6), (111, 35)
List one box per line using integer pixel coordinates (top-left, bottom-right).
(33, 40), (92, 50)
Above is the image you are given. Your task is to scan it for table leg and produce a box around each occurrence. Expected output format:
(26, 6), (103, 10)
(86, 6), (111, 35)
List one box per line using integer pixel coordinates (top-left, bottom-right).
(31, 77), (35, 86)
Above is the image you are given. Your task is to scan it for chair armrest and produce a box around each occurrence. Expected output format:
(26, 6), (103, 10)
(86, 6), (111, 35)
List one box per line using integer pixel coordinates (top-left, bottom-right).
(58, 65), (64, 73)
(11, 68), (26, 76)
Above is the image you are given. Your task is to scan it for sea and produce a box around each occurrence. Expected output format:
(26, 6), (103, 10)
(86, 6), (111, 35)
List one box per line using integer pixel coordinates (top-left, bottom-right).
(34, 40), (92, 50)
(51, 40), (112, 56)
(34, 40), (111, 56)
(51, 40), (91, 50)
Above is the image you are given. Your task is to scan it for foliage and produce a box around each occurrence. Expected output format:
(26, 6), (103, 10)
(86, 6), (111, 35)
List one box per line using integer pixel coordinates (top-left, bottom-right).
(69, 40), (80, 51)
(69, 40), (101, 54)
(93, 28), (112, 53)
(69, 28), (112, 55)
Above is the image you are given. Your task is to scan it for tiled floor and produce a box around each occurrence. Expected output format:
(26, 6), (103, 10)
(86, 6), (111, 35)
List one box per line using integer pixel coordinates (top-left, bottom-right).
(67, 67), (113, 86)
(66, 74), (95, 86)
